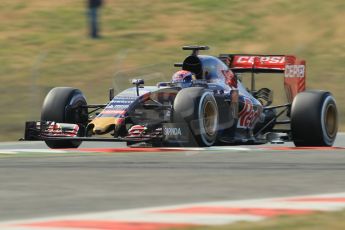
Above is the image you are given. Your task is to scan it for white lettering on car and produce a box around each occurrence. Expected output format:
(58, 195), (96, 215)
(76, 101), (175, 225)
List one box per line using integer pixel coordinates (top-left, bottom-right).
(236, 56), (286, 64)
(164, 127), (182, 136)
(285, 65), (305, 78)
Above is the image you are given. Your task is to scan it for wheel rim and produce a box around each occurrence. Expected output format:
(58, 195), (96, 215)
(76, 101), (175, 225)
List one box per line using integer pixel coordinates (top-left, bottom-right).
(203, 101), (217, 136)
(324, 103), (337, 138)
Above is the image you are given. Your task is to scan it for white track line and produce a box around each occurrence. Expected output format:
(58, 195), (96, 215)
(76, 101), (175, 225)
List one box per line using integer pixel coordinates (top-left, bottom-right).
(0, 147), (253, 154)
(0, 149), (68, 154)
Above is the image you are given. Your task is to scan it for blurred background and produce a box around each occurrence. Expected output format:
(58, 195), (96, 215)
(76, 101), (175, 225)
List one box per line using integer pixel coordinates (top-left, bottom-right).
(0, 0), (344, 141)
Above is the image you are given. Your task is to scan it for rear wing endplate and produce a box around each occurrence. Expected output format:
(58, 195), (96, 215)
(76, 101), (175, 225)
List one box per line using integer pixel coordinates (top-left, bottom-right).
(219, 54), (306, 102)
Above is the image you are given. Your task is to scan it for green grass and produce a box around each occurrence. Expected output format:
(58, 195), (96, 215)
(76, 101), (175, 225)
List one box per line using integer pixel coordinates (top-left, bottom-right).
(169, 209), (345, 230)
(0, 0), (344, 141)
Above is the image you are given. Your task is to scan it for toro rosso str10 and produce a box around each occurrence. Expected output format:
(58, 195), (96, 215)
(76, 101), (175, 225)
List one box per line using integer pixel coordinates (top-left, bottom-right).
(24, 46), (338, 148)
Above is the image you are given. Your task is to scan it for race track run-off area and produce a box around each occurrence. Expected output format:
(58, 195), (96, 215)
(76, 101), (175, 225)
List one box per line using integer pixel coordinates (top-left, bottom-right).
(0, 134), (344, 229)
(2, 193), (345, 230)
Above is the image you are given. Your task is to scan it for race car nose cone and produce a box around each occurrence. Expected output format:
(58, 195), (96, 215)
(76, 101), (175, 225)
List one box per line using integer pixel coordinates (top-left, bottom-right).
(94, 128), (105, 135)
(90, 117), (118, 135)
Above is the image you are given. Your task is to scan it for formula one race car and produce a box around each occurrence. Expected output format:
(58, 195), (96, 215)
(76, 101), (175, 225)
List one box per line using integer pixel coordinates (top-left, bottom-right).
(24, 46), (338, 148)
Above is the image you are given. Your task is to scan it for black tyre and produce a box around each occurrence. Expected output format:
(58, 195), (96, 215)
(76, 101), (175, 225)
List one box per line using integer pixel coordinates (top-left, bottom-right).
(291, 90), (338, 146)
(173, 87), (219, 147)
(41, 87), (88, 148)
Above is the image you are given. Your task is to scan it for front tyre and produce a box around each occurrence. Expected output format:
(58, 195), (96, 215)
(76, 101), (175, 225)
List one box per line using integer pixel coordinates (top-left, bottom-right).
(291, 90), (338, 146)
(173, 87), (219, 147)
(41, 87), (88, 149)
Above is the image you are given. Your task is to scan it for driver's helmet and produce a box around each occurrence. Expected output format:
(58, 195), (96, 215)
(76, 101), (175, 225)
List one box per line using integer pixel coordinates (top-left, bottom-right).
(171, 70), (195, 84)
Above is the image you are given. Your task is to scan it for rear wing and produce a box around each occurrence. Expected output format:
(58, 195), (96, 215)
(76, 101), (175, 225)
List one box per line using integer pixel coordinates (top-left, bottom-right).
(219, 54), (306, 102)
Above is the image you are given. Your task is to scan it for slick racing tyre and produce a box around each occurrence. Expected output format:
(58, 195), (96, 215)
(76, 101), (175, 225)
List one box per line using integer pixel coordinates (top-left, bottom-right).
(173, 87), (219, 147)
(41, 87), (88, 149)
(291, 90), (338, 146)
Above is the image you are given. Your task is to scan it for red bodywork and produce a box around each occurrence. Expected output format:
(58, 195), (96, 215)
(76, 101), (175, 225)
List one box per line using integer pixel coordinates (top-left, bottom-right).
(229, 55), (306, 103)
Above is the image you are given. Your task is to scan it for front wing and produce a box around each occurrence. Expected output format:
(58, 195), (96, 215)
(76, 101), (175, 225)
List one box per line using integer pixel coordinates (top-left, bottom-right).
(23, 121), (193, 145)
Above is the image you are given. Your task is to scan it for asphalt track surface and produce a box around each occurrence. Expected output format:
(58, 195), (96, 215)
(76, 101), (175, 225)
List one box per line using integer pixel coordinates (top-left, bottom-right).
(0, 134), (344, 222)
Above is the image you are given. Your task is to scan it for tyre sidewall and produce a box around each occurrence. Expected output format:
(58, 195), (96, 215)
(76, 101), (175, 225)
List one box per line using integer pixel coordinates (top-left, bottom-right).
(320, 95), (338, 145)
(173, 87), (219, 147)
(41, 87), (87, 148)
(291, 90), (338, 146)
(197, 91), (219, 146)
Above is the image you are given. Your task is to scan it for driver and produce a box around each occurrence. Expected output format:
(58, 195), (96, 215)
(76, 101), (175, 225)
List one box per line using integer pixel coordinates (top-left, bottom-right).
(171, 70), (196, 88)
(171, 70), (196, 83)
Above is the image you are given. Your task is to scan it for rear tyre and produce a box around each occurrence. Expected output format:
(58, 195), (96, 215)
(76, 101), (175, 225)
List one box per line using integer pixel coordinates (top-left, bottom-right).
(41, 87), (88, 149)
(173, 87), (219, 147)
(291, 90), (338, 146)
